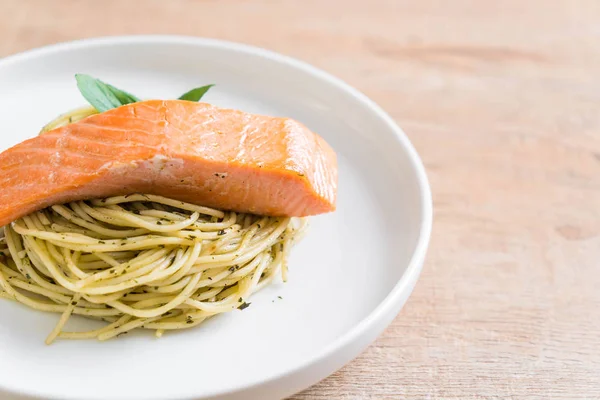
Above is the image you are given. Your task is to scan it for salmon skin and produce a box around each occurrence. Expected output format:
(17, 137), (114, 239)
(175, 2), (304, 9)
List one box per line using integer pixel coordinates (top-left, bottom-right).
(0, 100), (337, 225)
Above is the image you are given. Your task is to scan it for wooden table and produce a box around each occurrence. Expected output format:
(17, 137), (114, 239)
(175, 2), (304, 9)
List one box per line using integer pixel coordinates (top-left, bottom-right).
(2, 0), (600, 398)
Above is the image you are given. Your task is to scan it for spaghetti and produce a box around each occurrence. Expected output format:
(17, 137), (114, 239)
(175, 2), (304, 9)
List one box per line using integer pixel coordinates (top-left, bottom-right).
(39, 105), (98, 134)
(0, 194), (306, 344)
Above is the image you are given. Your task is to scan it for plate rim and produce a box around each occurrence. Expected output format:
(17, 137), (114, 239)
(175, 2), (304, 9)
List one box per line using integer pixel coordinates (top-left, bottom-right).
(0, 35), (433, 400)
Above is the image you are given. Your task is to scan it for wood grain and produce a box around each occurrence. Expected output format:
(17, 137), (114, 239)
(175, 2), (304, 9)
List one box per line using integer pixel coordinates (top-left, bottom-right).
(1, 0), (600, 398)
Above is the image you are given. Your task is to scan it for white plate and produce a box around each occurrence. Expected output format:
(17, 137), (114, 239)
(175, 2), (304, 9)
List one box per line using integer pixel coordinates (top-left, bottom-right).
(0, 36), (432, 400)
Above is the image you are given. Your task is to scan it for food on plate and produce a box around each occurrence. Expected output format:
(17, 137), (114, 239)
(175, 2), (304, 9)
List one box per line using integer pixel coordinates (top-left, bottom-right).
(0, 76), (337, 343)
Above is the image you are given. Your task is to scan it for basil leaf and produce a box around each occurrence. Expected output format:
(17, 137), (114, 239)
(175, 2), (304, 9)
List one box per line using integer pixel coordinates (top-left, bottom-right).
(75, 74), (140, 112)
(178, 85), (214, 102)
(106, 83), (141, 105)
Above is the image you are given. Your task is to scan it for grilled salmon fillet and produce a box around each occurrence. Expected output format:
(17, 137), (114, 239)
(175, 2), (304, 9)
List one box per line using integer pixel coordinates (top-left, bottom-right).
(0, 100), (337, 225)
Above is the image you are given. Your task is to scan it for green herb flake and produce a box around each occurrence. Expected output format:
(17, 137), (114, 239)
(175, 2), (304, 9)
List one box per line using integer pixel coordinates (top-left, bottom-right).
(238, 302), (251, 311)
